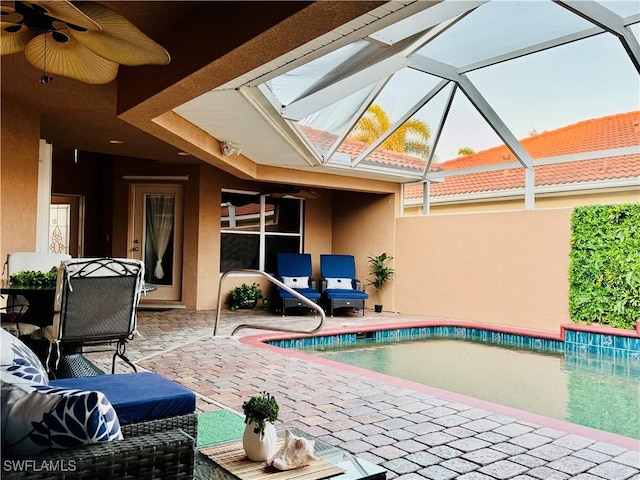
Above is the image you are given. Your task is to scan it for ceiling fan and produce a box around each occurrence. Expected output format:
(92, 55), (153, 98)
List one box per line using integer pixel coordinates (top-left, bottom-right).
(0, 0), (170, 84)
(260, 185), (322, 200)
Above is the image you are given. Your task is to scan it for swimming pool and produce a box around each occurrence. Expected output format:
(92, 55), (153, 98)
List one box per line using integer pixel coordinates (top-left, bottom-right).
(269, 326), (640, 440)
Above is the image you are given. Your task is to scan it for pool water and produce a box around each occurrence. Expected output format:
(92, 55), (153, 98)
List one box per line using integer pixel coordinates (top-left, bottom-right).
(305, 338), (640, 439)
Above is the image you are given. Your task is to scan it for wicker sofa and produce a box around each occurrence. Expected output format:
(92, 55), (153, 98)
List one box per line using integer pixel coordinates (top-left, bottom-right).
(1, 329), (197, 479)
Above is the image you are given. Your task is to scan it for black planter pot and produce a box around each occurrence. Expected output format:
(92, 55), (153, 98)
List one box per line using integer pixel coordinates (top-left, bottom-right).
(238, 300), (258, 309)
(374, 304), (383, 313)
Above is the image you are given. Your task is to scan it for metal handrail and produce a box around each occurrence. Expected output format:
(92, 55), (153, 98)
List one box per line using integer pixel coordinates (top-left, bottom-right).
(214, 269), (326, 336)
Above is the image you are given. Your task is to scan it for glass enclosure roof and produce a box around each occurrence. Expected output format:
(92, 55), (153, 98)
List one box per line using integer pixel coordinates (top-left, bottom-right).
(256, 0), (640, 182)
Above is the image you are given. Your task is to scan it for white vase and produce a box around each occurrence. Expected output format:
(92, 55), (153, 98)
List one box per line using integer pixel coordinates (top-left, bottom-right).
(242, 421), (277, 461)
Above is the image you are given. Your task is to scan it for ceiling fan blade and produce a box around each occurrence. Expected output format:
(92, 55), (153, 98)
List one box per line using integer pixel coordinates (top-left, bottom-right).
(67, 2), (170, 66)
(24, 31), (118, 84)
(262, 186), (321, 200)
(1, 5), (22, 23)
(295, 190), (321, 200)
(0, 21), (36, 55)
(21, 0), (100, 31)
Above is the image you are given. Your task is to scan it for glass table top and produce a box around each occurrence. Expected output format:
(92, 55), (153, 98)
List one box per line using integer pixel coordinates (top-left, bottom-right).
(195, 427), (386, 480)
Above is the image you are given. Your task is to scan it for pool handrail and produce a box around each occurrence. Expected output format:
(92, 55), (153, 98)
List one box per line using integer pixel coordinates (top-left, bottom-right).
(214, 269), (326, 336)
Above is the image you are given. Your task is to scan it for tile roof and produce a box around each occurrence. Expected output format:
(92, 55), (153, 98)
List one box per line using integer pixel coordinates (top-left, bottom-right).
(302, 112), (639, 200)
(221, 203), (274, 217)
(300, 126), (426, 171)
(402, 111), (640, 200)
(404, 154), (640, 200)
(441, 111), (640, 170)
(302, 112), (640, 195)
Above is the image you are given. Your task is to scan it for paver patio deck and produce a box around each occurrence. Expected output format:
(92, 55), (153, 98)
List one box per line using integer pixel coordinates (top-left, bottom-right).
(87, 308), (640, 480)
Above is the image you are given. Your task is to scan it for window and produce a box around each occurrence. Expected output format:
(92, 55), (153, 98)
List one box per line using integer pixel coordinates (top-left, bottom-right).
(220, 191), (303, 273)
(49, 204), (70, 254)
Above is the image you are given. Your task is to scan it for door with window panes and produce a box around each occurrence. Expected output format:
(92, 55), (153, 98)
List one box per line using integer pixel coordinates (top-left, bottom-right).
(129, 184), (184, 301)
(220, 191), (303, 273)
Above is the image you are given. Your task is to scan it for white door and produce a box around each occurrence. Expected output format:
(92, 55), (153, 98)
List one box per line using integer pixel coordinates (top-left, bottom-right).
(128, 184), (184, 301)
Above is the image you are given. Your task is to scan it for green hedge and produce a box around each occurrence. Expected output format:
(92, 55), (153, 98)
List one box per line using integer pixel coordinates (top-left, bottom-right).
(569, 203), (640, 329)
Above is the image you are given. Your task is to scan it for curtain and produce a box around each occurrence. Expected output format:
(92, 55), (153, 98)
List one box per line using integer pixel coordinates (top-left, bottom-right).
(146, 195), (175, 280)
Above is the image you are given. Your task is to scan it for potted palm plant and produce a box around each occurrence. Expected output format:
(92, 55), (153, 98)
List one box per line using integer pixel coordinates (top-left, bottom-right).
(226, 283), (263, 311)
(366, 253), (394, 313)
(242, 392), (279, 461)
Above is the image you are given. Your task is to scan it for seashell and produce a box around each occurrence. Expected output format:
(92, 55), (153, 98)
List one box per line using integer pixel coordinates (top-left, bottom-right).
(268, 429), (316, 470)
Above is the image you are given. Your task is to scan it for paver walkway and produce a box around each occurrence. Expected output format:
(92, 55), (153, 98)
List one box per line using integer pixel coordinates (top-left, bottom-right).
(89, 308), (640, 480)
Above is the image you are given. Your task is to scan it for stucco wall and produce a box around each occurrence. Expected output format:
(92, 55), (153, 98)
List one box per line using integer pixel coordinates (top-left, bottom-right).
(394, 209), (573, 333)
(332, 190), (398, 310)
(1, 97), (40, 260)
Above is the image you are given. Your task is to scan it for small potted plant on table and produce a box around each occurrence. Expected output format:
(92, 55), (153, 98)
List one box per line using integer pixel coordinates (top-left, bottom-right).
(226, 283), (263, 311)
(366, 253), (394, 313)
(242, 391), (279, 461)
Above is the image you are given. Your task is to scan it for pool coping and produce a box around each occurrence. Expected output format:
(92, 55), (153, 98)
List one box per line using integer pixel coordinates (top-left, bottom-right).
(240, 319), (640, 451)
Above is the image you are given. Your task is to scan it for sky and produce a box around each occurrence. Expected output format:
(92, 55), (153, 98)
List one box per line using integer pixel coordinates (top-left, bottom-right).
(375, 25), (640, 162)
(275, 1), (639, 168)
(289, 1), (640, 165)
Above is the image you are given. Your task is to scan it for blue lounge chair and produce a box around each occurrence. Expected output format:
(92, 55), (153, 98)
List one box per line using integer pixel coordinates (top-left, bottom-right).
(320, 254), (368, 317)
(276, 253), (321, 316)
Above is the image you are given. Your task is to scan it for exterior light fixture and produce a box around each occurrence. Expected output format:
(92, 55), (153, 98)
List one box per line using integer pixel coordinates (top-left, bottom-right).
(220, 141), (241, 156)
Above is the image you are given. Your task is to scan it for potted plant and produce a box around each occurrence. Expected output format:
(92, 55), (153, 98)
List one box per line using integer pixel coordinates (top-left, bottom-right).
(226, 283), (263, 311)
(242, 392), (279, 461)
(366, 253), (394, 313)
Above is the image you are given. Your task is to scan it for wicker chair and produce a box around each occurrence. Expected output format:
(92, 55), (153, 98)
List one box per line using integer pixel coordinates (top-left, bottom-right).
(2, 425), (196, 479)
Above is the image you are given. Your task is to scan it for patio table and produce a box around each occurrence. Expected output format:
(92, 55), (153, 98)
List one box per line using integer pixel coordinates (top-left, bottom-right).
(195, 427), (386, 480)
(0, 285), (56, 328)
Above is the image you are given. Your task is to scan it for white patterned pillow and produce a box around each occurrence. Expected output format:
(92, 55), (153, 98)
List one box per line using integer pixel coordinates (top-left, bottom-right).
(326, 278), (353, 289)
(0, 328), (49, 386)
(2, 383), (122, 457)
(282, 276), (309, 289)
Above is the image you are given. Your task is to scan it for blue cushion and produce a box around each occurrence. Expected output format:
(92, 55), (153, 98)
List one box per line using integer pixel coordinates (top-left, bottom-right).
(320, 255), (356, 279)
(50, 372), (195, 425)
(324, 289), (369, 299)
(277, 253), (312, 277)
(278, 287), (321, 299)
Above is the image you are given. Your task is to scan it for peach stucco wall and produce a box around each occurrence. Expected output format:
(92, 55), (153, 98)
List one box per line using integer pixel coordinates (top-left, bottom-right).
(1, 97), (40, 260)
(332, 190), (399, 309)
(394, 208), (573, 333)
